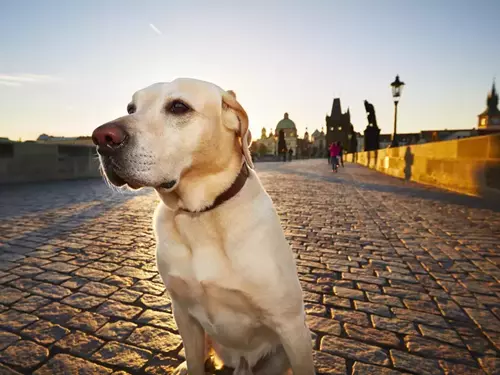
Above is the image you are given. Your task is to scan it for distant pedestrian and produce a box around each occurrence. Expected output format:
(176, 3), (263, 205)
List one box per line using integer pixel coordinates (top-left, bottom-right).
(329, 142), (340, 172)
(288, 149), (293, 162)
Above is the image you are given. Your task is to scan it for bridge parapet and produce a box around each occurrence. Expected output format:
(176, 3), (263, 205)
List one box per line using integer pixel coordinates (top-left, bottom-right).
(346, 133), (500, 198)
(0, 142), (100, 184)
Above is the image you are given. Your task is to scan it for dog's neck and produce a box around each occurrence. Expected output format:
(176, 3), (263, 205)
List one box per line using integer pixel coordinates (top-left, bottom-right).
(156, 153), (246, 213)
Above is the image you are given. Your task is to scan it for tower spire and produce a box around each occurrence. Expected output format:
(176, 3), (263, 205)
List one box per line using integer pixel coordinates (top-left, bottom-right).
(488, 78), (499, 112)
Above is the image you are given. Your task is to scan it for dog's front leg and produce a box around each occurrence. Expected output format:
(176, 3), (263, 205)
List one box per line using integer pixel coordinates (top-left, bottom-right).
(172, 299), (206, 375)
(276, 315), (316, 375)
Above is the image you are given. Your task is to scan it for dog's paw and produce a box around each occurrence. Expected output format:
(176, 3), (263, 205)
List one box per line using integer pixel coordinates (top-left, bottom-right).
(172, 361), (189, 375)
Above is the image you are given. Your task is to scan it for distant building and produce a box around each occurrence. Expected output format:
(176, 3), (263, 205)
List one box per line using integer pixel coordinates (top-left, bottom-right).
(310, 128), (327, 157)
(275, 113), (298, 156)
(36, 134), (94, 145)
(255, 127), (276, 156)
(478, 81), (500, 135)
(325, 98), (356, 152)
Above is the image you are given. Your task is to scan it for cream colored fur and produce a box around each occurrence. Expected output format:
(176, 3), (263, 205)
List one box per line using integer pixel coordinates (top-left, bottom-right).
(96, 78), (315, 375)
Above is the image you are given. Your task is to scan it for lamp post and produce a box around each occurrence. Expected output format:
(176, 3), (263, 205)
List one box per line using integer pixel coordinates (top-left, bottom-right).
(390, 75), (405, 147)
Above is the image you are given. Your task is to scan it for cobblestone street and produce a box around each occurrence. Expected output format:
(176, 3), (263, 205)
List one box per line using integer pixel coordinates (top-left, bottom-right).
(0, 159), (500, 375)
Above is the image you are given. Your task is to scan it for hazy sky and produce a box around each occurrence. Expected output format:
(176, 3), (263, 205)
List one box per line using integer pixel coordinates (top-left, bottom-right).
(0, 0), (498, 141)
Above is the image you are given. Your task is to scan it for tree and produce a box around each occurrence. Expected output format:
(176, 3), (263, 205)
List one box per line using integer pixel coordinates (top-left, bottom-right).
(258, 143), (268, 156)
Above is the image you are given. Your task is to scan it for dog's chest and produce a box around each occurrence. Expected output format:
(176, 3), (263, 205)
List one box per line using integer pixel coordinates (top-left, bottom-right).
(158, 244), (264, 348)
(164, 267), (263, 348)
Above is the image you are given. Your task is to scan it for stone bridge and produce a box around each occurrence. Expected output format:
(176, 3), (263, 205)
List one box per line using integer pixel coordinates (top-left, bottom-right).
(0, 160), (499, 374)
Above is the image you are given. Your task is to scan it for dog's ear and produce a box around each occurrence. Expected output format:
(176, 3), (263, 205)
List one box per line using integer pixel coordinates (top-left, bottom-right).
(222, 90), (254, 169)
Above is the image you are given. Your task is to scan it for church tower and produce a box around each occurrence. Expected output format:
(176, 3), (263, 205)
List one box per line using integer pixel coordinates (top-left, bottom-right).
(325, 98), (356, 151)
(478, 81), (500, 135)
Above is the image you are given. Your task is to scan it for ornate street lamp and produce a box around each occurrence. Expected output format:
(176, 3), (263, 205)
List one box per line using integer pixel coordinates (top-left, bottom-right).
(390, 75), (405, 147)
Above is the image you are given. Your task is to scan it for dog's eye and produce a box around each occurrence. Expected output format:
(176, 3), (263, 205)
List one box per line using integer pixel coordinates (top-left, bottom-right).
(167, 100), (191, 115)
(127, 103), (136, 114)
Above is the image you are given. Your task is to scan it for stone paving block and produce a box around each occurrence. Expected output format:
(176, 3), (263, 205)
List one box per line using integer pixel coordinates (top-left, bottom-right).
(8, 278), (39, 291)
(89, 262), (122, 272)
(96, 321), (137, 341)
(103, 275), (135, 288)
(439, 361), (486, 375)
(323, 295), (351, 308)
(0, 363), (22, 375)
(33, 353), (113, 375)
(345, 323), (400, 348)
(21, 320), (69, 345)
(390, 349), (443, 375)
(354, 300), (392, 317)
(61, 292), (106, 309)
(306, 314), (342, 336)
(143, 353), (183, 375)
(74, 267), (111, 281)
(312, 350), (346, 374)
(0, 287), (28, 305)
(115, 266), (156, 280)
(126, 325), (182, 354)
(333, 286), (365, 301)
(478, 356), (500, 375)
(405, 335), (475, 366)
(130, 280), (165, 295)
(435, 297), (470, 322)
(92, 341), (152, 371)
(465, 308), (500, 333)
(0, 310), (38, 331)
(41, 261), (79, 273)
(330, 308), (369, 326)
(9, 265), (44, 277)
(366, 292), (404, 307)
(392, 307), (448, 327)
(66, 311), (109, 333)
(97, 301), (143, 320)
(418, 324), (465, 347)
(305, 302), (328, 316)
(54, 330), (105, 357)
(352, 362), (408, 375)
(34, 271), (72, 284)
(383, 287), (431, 301)
(80, 281), (119, 297)
(37, 302), (81, 324)
(321, 335), (390, 366)
(0, 339), (48, 370)
(31, 282), (72, 299)
(110, 288), (143, 303)
(371, 315), (419, 335)
(136, 309), (177, 331)
(0, 330), (20, 350)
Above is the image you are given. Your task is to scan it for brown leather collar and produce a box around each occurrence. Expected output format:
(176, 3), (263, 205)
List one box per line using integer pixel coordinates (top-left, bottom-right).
(181, 162), (249, 214)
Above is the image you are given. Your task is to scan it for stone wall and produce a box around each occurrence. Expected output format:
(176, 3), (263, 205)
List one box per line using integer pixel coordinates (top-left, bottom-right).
(346, 133), (500, 198)
(0, 143), (101, 184)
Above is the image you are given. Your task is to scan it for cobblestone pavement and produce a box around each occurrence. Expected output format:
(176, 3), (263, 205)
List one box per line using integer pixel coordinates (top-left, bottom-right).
(0, 159), (500, 375)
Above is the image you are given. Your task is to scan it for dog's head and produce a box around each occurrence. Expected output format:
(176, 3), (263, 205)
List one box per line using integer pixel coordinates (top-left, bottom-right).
(92, 78), (253, 191)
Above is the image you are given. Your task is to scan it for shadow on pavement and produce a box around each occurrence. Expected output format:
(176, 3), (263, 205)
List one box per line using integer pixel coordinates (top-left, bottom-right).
(0, 178), (151, 220)
(257, 161), (500, 213)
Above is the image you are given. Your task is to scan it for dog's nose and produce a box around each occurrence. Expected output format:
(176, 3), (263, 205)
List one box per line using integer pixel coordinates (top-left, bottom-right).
(92, 123), (128, 154)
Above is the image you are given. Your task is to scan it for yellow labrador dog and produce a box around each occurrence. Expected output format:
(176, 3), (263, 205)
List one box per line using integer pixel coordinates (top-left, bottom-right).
(92, 78), (315, 375)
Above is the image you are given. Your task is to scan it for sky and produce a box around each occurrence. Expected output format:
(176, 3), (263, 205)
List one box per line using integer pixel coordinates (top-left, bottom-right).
(0, 0), (498, 141)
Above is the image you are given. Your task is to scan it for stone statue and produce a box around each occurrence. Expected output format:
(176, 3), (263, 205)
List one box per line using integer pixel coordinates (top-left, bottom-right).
(363, 100), (380, 151)
(364, 100), (378, 128)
